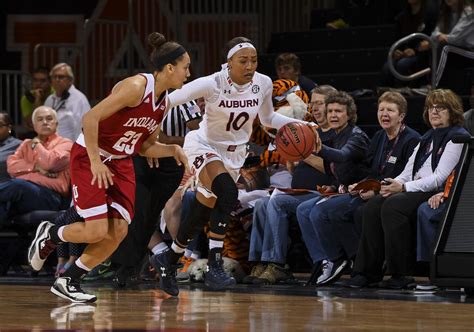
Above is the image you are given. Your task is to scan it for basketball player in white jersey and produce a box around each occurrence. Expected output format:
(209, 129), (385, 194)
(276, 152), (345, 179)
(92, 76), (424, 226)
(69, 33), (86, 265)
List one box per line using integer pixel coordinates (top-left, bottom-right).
(149, 36), (317, 296)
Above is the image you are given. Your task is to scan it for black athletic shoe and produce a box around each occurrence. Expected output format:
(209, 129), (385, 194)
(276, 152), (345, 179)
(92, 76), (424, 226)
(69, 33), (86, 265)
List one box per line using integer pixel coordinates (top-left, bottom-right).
(343, 274), (381, 288)
(112, 265), (138, 289)
(379, 275), (415, 290)
(149, 251), (179, 296)
(204, 259), (236, 290)
(50, 277), (97, 303)
(305, 260), (324, 286)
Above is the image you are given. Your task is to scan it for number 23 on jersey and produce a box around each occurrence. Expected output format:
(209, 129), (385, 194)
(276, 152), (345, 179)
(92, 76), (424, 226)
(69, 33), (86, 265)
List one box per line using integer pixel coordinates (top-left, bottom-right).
(113, 130), (143, 154)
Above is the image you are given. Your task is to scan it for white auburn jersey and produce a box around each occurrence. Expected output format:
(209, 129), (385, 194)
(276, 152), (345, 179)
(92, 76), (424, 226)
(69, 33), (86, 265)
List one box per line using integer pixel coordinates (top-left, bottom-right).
(169, 66), (296, 147)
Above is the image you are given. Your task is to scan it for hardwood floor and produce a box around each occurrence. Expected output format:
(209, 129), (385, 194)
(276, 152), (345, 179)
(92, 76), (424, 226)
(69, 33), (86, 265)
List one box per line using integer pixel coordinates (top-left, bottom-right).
(0, 283), (473, 331)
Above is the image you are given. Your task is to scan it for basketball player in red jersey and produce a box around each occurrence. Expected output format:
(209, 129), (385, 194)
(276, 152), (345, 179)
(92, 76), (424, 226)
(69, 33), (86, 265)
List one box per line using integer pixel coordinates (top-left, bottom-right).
(28, 32), (190, 303)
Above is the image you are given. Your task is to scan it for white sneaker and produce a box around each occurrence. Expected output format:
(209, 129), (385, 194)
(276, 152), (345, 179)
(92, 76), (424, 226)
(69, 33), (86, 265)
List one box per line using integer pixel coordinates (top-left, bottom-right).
(28, 220), (56, 271)
(317, 260), (333, 284)
(50, 277), (97, 303)
(415, 283), (439, 291)
(317, 259), (348, 286)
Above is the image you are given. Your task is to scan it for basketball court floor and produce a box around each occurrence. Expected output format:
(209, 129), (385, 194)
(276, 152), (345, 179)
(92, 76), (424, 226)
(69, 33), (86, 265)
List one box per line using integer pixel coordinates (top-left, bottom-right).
(0, 275), (473, 331)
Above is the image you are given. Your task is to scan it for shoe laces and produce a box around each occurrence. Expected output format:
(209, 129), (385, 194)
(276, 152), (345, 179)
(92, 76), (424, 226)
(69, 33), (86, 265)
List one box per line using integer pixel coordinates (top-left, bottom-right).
(68, 281), (85, 293)
(40, 239), (57, 259)
(208, 261), (227, 278)
(321, 260), (330, 271)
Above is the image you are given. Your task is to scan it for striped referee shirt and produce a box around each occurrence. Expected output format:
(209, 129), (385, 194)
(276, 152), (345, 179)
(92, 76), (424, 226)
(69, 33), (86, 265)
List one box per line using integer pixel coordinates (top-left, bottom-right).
(161, 100), (202, 137)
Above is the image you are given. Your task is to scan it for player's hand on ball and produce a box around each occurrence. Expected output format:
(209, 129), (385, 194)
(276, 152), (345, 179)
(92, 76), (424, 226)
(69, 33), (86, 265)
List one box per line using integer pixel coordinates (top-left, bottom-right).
(307, 122), (322, 153)
(314, 132), (322, 154)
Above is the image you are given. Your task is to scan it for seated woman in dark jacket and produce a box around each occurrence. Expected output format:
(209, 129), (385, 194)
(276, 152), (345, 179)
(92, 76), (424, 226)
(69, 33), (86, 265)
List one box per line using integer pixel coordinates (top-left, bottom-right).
(301, 92), (421, 286)
(247, 91), (370, 285)
(303, 91), (371, 190)
(347, 89), (469, 289)
(295, 91), (372, 282)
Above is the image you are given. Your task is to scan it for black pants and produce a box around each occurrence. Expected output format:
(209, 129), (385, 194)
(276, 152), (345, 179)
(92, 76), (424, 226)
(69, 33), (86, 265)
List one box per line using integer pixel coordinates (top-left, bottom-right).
(111, 156), (184, 268)
(354, 192), (434, 279)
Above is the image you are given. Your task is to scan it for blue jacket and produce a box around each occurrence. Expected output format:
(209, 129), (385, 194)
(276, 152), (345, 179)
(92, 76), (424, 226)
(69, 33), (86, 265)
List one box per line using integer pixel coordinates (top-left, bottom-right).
(368, 126), (421, 180)
(318, 125), (371, 186)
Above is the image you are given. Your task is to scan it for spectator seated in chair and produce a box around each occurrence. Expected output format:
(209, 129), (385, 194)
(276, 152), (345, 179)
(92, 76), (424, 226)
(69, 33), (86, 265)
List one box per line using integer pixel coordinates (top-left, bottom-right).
(0, 106), (73, 226)
(346, 89), (470, 290)
(298, 92), (420, 287)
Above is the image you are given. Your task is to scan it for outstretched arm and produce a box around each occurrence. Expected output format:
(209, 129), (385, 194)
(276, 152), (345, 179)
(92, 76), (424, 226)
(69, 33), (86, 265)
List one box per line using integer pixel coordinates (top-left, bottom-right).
(168, 76), (215, 108)
(258, 86), (306, 129)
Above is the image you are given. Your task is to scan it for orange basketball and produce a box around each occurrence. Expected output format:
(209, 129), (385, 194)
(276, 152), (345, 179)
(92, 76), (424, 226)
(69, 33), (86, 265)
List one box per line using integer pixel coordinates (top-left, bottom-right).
(275, 122), (316, 162)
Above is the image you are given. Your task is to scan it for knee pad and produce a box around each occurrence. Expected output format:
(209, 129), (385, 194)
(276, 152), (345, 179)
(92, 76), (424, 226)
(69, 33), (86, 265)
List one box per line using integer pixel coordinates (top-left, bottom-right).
(211, 173), (238, 215)
(176, 197), (212, 246)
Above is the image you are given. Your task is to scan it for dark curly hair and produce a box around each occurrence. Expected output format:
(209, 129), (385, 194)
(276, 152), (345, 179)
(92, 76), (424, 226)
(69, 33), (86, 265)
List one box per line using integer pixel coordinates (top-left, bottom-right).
(325, 91), (357, 126)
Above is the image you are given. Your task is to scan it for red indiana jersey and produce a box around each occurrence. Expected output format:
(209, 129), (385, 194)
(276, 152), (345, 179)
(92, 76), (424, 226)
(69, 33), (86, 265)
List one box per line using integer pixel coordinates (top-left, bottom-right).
(88, 73), (166, 156)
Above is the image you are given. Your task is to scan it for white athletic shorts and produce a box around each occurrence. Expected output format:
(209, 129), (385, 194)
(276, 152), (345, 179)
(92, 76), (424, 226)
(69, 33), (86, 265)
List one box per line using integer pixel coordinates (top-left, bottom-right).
(183, 130), (248, 198)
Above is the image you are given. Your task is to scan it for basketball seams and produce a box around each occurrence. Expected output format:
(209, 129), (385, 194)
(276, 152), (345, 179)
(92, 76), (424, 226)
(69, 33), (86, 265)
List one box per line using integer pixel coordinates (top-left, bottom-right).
(283, 125), (302, 158)
(275, 122), (316, 161)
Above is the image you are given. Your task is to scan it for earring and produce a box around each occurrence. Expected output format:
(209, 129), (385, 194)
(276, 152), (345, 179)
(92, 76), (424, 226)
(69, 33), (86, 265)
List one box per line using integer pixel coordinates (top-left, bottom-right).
(8, 130), (11, 134)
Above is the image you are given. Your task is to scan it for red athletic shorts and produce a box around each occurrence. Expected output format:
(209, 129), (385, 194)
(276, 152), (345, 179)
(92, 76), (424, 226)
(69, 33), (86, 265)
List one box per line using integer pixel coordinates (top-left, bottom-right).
(70, 143), (135, 223)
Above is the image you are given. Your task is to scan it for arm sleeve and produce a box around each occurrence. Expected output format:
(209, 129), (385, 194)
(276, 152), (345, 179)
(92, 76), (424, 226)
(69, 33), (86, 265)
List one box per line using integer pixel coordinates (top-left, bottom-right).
(394, 143), (419, 183)
(168, 76), (216, 108)
(318, 133), (368, 163)
(258, 78), (306, 129)
(446, 10), (474, 46)
(6, 142), (35, 176)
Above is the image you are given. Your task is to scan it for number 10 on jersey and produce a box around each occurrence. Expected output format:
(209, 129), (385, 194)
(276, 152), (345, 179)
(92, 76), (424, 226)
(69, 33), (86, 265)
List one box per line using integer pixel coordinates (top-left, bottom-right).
(226, 111), (250, 131)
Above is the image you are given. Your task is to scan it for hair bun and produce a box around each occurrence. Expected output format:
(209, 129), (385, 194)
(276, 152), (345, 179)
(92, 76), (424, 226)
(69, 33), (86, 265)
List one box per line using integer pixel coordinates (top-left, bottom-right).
(148, 32), (166, 49)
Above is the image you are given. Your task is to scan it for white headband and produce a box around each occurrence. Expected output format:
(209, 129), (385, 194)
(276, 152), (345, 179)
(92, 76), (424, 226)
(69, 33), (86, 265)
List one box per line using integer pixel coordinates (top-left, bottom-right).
(227, 42), (256, 59)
